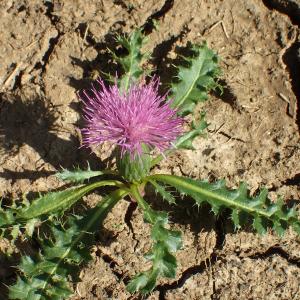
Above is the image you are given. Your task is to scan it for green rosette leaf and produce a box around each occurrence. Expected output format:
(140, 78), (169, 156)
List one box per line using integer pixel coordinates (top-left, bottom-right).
(170, 43), (220, 116)
(0, 180), (124, 242)
(19, 180), (124, 220)
(127, 185), (182, 294)
(9, 188), (128, 300)
(56, 163), (112, 183)
(148, 174), (300, 236)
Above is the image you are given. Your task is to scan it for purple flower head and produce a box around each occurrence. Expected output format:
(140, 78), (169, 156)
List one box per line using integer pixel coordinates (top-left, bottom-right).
(80, 78), (183, 158)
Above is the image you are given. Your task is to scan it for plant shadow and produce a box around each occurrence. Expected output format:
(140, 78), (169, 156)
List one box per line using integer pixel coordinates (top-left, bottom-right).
(152, 41), (196, 94)
(68, 28), (126, 92)
(144, 183), (216, 235)
(0, 92), (105, 182)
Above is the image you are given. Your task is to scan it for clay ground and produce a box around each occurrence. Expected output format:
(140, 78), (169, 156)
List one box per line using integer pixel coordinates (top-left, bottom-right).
(0, 0), (300, 299)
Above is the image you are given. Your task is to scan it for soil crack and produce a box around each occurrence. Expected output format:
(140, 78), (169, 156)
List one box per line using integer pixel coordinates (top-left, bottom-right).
(283, 173), (300, 186)
(35, 1), (64, 76)
(157, 216), (226, 299)
(262, 0), (300, 131)
(35, 33), (63, 75)
(124, 201), (139, 251)
(262, 0), (300, 24)
(98, 251), (130, 283)
(245, 245), (300, 267)
(157, 253), (221, 300)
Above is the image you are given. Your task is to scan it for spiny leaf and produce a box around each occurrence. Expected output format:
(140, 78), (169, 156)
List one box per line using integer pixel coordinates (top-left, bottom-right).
(0, 180), (124, 243)
(56, 163), (107, 183)
(10, 225), (21, 241)
(143, 208), (167, 225)
(127, 186), (182, 294)
(130, 242), (177, 293)
(127, 273), (151, 294)
(24, 218), (39, 237)
(9, 188), (128, 300)
(0, 202), (29, 242)
(0, 208), (16, 227)
(112, 29), (149, 91)
(18, 180), (123, 220)
(148, 174), (300, 236)
(0, 215), (39, 243)
(170, 43), (220, 116)
(148, 180), (176, 204)
(127, 218), (181, 294)
(151, 221), (182, 253)
(253, 215), (268, 235)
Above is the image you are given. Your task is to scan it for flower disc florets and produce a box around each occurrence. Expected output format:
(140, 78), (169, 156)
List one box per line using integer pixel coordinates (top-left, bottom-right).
(80, 78), (183, 158)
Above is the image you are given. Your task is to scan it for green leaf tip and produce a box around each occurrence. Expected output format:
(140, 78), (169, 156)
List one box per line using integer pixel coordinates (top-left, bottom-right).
(112, 28), (149, 91)
(148, 174), (300, 237)
(56, 163), (106, 183)
(170, 43), (221, 116)
(18, 180), (123, 220)
(127, 217), (182, 294)
(1, 180), (124, 249)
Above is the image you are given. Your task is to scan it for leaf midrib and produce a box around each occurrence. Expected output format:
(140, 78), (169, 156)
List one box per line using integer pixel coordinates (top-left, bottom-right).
(148, 174), (272, 218)
(20, 180), (124, 219)
(172, 52), (205, 109)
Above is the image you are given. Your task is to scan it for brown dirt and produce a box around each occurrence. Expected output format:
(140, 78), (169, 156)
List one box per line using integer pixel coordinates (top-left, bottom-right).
(0, 0), (300, 299)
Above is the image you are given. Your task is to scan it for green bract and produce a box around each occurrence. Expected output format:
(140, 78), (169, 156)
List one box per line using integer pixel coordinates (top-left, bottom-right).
(116, 144), (151, 182)
(2, 28), (299, 300)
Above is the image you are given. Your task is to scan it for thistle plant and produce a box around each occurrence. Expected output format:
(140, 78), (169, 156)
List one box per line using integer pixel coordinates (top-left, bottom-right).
(1, 29), (300, 299)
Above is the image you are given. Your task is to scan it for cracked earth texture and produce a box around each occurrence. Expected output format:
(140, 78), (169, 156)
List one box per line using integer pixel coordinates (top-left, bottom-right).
(0, 0), (300, 299)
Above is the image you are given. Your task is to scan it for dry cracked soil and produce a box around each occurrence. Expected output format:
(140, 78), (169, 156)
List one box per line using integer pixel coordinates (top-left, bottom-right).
(0, 0), (300, 299)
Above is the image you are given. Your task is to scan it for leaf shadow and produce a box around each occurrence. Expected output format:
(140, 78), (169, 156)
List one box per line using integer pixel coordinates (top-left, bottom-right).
(144, 183), (216, 234)
(151, 39), (242, 114)
(211, 78), (241, 112)
(68, 28), (127, 92)
(152, 41), (196, 94)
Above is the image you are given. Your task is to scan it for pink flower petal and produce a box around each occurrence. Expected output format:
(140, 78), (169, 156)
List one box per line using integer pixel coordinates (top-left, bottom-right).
(80, 78), (183, 158)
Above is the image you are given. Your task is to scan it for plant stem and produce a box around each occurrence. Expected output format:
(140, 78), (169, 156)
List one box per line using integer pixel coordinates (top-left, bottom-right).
(130, 184), (148, 211)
